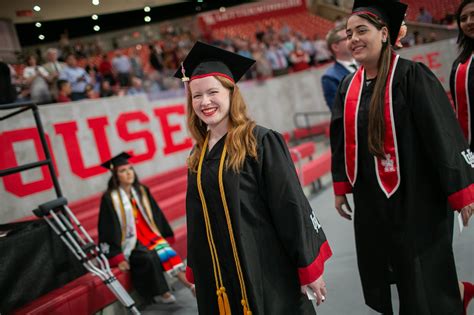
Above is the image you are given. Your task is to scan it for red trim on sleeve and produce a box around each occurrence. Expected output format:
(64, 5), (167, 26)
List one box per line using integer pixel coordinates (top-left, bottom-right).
(165, 236), (176, 245)
(186, 266), (195, 284)
(448, 183), (474, 211)
(109, 253), (125, 267)
(333, 181), (353, 195)
(298, 241), (332, 285)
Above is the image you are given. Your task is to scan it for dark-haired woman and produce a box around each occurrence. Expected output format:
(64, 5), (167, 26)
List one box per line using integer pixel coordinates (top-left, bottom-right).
(98, 153), (194, 304)
(450, 0), (474, 313)
(330, 0), (474, 313)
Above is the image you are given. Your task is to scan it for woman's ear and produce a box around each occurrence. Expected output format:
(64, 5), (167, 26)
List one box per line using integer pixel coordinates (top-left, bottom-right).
(381, 26), (389, 43)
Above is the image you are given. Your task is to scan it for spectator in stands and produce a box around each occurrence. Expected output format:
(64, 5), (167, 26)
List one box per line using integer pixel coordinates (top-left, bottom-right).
(330, 0), (474, 313)
(250, 42), (273, 79)
(149, 43), (164, 72)
(99, 80), (115, 98)
(59, 53), (91, 101)
(289, 41), (311, 72)
(416, 7), (433, 24)
(112, 52), (132, 87)
(299, 34), (316, 65)
(0, 61), (17, 104)
(175, 41), (331, 314)
(321, 24), (357, 111)
(84, 57), (101, 93)
(98, 152), (195, 305)
(413, 30), (424, 45)
(127, 76), (146, 95)
(265, 40), (289, 76)
(130, 48), (144, 79)
(42, 48), (65, 99)
(22, 55), (53, 104)
(85, 84), (99, 99)
(449, 1), (474, 312)
(56, 79), (71, 103)
(312, 34), (332, 64)
(99, 54), (115, 85)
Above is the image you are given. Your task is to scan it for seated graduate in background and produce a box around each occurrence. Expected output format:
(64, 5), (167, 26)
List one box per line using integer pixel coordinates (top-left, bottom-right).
(175, 42), (332, 315)
(98, 152), (195, 304)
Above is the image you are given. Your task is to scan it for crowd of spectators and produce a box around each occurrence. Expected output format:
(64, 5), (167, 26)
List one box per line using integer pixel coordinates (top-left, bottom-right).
(0, 6), (457, 105)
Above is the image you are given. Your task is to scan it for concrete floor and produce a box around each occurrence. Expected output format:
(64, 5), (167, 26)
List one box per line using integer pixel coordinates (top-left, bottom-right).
(140, 177), (474, 315)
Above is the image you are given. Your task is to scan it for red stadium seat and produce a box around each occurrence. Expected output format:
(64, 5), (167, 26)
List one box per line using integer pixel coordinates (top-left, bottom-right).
(298, 150), (331, 188)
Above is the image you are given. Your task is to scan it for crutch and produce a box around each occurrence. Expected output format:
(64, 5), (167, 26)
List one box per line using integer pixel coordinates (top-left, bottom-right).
(34, 197), (141, 315)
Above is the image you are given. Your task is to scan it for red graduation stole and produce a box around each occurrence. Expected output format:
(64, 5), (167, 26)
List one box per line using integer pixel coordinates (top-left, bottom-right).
(344, 53), (400, 198)
(454, 55), (473, 145)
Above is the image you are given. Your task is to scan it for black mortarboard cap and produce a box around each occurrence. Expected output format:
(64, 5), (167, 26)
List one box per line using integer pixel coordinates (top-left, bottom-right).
(173, 41), (255, 83)
(351, 0), (407, 46)
(100, 152), (131, 171)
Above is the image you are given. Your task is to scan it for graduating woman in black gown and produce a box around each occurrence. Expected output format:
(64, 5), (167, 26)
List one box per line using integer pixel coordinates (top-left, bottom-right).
(98, 153), (195, 304)
(330, 0), (474, 314)
(449, 0), (474, 313)
(174, 42), (332, 315)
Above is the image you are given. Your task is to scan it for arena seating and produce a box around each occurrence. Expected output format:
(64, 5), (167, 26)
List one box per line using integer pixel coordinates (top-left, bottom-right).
(403, 0), (458, 21)
(289, 141), (316, 163)
(211, 12), (333, 42)
(289, 140), (331, 190)
(293, 121), (330, 140)
(298, 150), (331, 188)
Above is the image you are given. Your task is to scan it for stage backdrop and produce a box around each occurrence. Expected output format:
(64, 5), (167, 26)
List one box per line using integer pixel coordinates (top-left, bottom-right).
(0, 38), (457, 222)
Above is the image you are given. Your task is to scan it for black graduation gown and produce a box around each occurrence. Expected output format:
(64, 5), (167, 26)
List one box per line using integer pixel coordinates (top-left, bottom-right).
(450, 56), (474, 151)
(186, 126), (332, 315)
(98, 185), (174, 299)
(330, 58), (474, 314)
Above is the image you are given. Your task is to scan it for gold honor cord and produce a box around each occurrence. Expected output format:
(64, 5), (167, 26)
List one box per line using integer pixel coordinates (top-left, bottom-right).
(197, 134), (252, 315)
(197, 135), (231, 315)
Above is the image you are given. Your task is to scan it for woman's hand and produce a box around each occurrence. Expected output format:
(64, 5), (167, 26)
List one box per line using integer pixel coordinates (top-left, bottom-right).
(118, 260), (130, 272)
(460, 203), (474, 226)
(335, 194), (352, 220)
(300, 275), (327, 306)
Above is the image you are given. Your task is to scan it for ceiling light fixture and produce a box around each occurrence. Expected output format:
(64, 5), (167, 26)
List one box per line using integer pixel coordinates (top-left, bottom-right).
(38, 34), (45, 40)
(92, 14), (98, 20)
(35, 22), (42, 27)
(144, 6), (151, 12)
(93, 25), (100, 31)
(92, 0), (100, 5)
(33, 5), (41, 12)
(144, 16), (151, 22)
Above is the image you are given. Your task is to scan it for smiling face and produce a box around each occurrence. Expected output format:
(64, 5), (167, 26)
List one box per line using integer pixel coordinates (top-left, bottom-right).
(116, 164), (135, 186)
(189, 76), (231, 132)
(346, 15), (388, 67)
(460, 2), (474, 39)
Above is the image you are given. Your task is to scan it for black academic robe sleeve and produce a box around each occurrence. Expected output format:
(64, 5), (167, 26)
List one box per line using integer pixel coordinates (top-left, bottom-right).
(330, 77), (354, 195)
(259, 130), (332, 285)
(98, 192), (125, 266)
(407, 62), (474, 210)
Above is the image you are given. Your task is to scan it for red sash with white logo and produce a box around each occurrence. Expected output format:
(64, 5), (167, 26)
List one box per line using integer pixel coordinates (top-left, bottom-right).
(454, 56), (472, 145)
(344, 54), (400, 198)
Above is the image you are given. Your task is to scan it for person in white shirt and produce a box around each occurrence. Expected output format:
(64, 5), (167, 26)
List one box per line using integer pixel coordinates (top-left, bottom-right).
(23, 55), (52, 104)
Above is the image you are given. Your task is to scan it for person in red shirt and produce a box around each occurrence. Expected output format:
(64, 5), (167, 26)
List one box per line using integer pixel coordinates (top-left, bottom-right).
(56, 79), (71, 103)
(290, 42), (311, 72)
